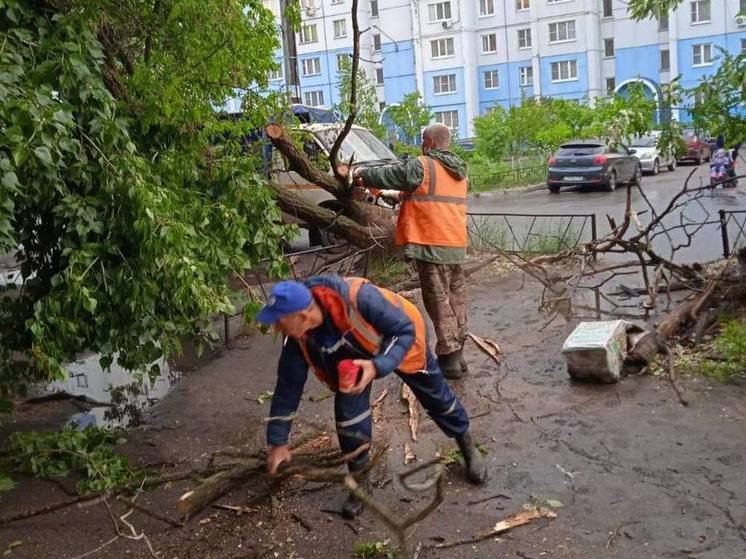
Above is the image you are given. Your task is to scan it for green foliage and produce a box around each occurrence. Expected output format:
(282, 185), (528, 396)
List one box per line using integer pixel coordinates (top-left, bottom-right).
(689, 50), (746, 145)
(366, 254), (409, 287)
(335, 56), (385, 139)
(585, 83), (656, 145)
(8, 426), (143, 494)
(655, 80), (688, 159)
(698, 319), (746, 381)
(386, 92), (433, 145)
(391, 142), (421, 158)
(0, 474), (16, 491)
(469, 217), (582, 254)
(353, 541), (397, 559)
(627, 0), (683, 21)
(0, 0), (294, 405)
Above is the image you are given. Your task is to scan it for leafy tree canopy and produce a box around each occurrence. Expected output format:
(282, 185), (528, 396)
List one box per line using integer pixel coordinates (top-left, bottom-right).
(386, 92), (432, 145)
(335, 55), (385, 139)
(0, 0), (295, 407)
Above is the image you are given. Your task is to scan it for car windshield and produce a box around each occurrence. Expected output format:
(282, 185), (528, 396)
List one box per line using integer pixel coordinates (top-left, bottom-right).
(314, 127), (397, 163)
(557, 145), (604, 156)
(630, 136), (657, 148)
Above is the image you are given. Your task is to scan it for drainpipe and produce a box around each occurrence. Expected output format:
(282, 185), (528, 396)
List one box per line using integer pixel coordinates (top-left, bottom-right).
(459, 0), (479, 136)
(585, 0), (603, 102)
(280, 0), (301, 103)
(410, 0), (425, 97)
(668, 3), (679, 121)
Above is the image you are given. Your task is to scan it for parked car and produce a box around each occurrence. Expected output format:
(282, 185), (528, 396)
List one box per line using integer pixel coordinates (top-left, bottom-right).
(629, 133), (677, 175)
(678, 129), (711, 165)
(546, 140), (642, 193)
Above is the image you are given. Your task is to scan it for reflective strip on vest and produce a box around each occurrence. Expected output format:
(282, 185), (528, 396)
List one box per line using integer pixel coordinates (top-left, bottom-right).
(395, 156), (468, 248)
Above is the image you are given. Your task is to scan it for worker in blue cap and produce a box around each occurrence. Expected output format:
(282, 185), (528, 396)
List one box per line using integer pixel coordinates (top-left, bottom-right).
(256, 274), (486, 519)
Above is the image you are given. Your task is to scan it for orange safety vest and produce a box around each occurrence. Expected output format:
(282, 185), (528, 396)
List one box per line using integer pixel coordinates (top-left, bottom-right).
(395, 155), (468, 248)
(296, 278), (427, 390)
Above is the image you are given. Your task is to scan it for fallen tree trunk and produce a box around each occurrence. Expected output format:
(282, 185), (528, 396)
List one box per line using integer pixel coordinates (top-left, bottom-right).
(268, 183), (388, 249)
(265, 123), (396, 241)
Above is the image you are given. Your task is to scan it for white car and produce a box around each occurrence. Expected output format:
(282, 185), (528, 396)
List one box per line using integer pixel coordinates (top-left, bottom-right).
(629, 134), (677, 175)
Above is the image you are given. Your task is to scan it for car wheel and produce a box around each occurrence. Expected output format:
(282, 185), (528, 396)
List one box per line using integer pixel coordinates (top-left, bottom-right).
(668, 158), (676, 171)
(605, 171), (617, 192)
(652, 159), (660, 175)
(630, 165), (642, 186)
(548, 184), (560, 194)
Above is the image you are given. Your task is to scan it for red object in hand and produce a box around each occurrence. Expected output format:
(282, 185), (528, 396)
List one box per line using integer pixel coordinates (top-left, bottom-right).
(338, 359), (363, 392)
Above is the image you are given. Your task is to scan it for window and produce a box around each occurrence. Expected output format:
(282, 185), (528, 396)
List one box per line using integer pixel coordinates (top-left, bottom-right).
(516, 0), (529, 9)
(268, 64), (284, 81)
(435, 110), (459, 131)
(481, 33), (497, 54)
(483, 69), (499, 89)
(301, 0), (316, 9)
(331, 0), (343, 4)
(550, 59), (578, 81)
(304, 90), (324, 107)
(660, 49), (670, 71)
(742, 39), (746, 55)
(370, 0), (378, 17)
(519, 66), (533, 86)
(433, 74), (457, 94)
(742, 0), (746, 12)
(333, 19), (347, 38)
(602, 0), (613, 17)
(548, 20), (576, 43)
(336, 53), (349, 71)
(299, 24), (318, 43)
(301, 57), (321, 76)
(604, 38), (615, 57)
(431, 37), (455, 58)
(480, 0), (495, 16)
(428, 1), (452, 22)
(606, 77), (616, 95)
(692, 43), (713, 66)
(518, 28), (532, 49)
(373, 34), (382, 51)
(690, 0), (710, 23)
(379, 101), (386, 111)
(658, 12), (669, 30)
(376, 68), (384, 84)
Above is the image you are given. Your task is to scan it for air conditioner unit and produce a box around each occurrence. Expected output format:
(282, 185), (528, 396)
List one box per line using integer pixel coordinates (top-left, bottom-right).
(736, 14), (746, 26)
(304, 6), (318, 16)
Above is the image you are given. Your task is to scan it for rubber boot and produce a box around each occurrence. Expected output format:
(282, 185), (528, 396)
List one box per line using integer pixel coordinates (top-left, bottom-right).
(455, 431), (487, 485)
(458, 349), (469, 375)
(438, 351), (464, 379)
(341, 470), (368, 519)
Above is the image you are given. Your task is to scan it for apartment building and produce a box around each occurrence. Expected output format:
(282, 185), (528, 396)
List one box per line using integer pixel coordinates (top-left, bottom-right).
(259, 0), (746, 139)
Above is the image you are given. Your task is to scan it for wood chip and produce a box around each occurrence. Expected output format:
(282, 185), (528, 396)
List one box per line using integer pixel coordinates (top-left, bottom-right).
(468, 333), (503, 365)
(400, 383), (420, 441)
(372, 388), (388, 424)
(404, 443), (416, 465)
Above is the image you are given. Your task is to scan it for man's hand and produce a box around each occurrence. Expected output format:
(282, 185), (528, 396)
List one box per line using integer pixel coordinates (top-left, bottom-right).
(377, 189), (401, 206)
(266, 444), (291, 475)
(343, 359), (377, 395)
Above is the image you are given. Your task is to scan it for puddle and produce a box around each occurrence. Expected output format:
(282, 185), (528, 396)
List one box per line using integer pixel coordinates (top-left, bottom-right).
(40, 353), (180, 429)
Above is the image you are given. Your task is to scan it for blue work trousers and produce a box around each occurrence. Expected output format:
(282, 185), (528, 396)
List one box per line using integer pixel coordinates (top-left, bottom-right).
(335, 348), (469, 471)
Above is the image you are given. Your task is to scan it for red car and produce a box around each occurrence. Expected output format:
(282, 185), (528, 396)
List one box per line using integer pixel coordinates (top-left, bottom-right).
(678, 129), (711, 165)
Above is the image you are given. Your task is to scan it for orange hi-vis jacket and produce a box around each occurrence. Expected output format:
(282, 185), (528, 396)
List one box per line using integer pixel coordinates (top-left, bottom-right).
(296, 278), (427, 391)
(395, 155), (468, 248)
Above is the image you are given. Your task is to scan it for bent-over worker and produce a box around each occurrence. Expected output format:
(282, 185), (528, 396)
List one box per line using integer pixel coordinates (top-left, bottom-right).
(257, 275), (486, 519)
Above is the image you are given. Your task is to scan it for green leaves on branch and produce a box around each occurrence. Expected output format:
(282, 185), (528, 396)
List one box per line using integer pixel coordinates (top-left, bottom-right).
(8, 426), (143, 494)
(386, 93), (433, 145)
(0, 1), (294, 406)
(335, 55), (386, 140)
(627, 0), (683, 21)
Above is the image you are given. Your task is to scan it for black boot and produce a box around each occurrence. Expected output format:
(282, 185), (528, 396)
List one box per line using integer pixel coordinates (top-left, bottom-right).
(341, 471), (368, 519)
(456, 431), (487, 485)
(438, 351), (464, 379)
(458, 349), (469, 374)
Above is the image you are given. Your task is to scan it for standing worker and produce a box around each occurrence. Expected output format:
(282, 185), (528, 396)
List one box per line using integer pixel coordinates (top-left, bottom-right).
(351, 123), (470, 379)
(257, 275), (486, 519)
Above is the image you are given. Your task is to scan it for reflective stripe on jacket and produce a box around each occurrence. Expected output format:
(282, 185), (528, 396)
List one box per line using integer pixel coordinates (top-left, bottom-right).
(395, 155), (468, 248)
(297, 277), (427, 390)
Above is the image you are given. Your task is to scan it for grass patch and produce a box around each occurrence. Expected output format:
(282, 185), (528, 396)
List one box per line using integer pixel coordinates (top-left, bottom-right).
(353, 541), (397, 559)
(469, 217), (582, 255)
(678, 318), (746, 382)
(366, 254), (410, 287)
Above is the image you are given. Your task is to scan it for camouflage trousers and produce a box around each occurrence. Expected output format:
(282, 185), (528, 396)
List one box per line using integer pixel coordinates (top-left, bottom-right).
(415, 260), (467, 356)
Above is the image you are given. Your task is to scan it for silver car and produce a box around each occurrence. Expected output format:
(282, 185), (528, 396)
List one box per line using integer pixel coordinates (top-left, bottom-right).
(629, 133), (677, 175)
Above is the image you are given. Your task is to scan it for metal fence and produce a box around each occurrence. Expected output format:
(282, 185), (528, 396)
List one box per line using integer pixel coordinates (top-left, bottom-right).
(470, 164), (547, 191)
(719, 210), (746, 258)
(467, 212), (597, 254)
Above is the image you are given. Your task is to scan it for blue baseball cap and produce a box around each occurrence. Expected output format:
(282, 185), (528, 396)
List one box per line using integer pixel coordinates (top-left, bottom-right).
(256, 281), (313, 324)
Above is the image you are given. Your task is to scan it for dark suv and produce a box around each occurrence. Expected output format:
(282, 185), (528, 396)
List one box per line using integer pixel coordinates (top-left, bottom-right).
(547, 140), (642, 193)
